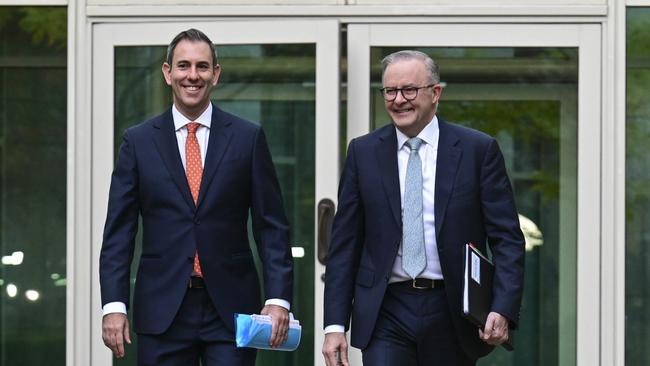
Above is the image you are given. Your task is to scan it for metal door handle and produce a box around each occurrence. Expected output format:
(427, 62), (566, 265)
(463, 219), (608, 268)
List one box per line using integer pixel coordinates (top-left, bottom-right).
(317, 198), (335, 266)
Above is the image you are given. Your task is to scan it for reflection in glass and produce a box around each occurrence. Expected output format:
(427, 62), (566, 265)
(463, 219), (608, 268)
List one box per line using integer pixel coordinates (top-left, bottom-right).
(114, 44), (316, 366)
(0, 6), (67, 366)
(626, 8), (650, 366)
(371, 47), (578, 365)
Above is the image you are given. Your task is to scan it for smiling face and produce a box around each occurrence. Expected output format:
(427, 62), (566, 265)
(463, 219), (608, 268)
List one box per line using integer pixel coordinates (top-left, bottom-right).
(382, 58), (442, 137)
(162, 39), (221, 120)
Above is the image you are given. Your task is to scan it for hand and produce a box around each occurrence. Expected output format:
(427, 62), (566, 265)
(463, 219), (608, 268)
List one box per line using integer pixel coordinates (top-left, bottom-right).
(260, 304), (289, 348)
(102, 313), (131, 358)
(322, 332), (349, 366)
(479, 311), (509, 346)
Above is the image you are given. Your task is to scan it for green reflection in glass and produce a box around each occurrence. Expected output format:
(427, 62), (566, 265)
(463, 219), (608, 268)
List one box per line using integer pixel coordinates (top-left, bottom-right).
(0, 6), (67, 366)
(371, 47), (578, 365)
(626, 8), (650, 366)
(114, 44), (316, 366)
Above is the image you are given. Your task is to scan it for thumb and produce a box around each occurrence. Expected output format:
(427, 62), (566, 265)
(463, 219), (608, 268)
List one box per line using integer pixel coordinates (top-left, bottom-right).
(124, 319), (132, 344)
(483, 315), (495, 339)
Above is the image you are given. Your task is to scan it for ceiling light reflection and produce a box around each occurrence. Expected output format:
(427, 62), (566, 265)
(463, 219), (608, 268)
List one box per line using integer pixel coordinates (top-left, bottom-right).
(291, 247), (305, 258)
(1, 251), (24, 266)
(6, 283), (17, 298)
(25, 290), (40, 301)
(54, 279), (67, 287)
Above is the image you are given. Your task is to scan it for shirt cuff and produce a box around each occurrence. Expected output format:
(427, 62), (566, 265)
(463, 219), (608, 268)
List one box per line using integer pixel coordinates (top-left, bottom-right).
(264, 298), (290, 311)
(324, 325), (346, 334)
(102, 301), (127, 316)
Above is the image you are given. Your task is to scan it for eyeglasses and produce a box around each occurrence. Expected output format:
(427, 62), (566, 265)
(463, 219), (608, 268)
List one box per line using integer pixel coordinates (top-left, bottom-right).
(379, 84), (436, 102)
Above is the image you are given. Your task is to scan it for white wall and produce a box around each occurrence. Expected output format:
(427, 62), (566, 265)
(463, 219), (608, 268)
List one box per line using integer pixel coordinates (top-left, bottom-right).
(87, 0), (605, 6)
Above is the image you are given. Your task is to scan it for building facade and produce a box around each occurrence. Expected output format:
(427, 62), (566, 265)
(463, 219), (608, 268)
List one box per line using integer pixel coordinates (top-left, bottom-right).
(0, 0), (647, 365)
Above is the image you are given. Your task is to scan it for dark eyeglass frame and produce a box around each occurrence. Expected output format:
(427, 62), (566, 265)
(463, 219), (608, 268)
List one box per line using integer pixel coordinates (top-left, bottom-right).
(379, 84), (437, 101)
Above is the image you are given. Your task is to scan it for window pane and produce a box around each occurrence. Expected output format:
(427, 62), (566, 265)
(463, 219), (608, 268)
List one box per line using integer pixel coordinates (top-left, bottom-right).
(113, 44), (316, 366)
(0, 6), (67, 366)
(626, 7), (650, 366)
(371, 46), (578, 365)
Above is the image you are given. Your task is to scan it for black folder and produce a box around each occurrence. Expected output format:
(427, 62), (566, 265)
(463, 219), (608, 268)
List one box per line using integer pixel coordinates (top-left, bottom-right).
(462, 243), (514, 351)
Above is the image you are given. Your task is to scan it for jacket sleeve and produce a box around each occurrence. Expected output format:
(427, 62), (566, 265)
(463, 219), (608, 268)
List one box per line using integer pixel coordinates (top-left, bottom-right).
(480, 138), (525, 327)
(99, 130), (140, 309)
(324, 139), (365, 330)
(249, 127), (294, 304)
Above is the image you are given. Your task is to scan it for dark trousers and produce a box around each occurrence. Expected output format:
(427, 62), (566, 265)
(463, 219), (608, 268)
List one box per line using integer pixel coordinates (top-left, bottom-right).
(137, 286), (256, 366)
(362, 284), (475, 366)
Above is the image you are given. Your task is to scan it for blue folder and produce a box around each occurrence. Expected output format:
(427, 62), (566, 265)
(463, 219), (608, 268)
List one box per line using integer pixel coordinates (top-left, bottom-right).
(234, 313), (301, 351)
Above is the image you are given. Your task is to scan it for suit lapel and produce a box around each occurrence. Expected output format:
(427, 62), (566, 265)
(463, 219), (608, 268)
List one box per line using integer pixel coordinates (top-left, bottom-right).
(376, 126), (402, 229)
(152, 110), (196, 210)
(197, 105), (233, 209)
(435, 119), (462, 240)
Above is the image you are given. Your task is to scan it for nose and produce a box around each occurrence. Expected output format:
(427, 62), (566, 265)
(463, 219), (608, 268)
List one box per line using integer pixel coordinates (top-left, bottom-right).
(393, 89), (408, 104)
(188, 66), (199, 80)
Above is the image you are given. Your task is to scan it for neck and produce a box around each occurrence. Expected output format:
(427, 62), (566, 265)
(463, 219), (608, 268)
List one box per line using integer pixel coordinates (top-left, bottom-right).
(176, 101), (210, 121)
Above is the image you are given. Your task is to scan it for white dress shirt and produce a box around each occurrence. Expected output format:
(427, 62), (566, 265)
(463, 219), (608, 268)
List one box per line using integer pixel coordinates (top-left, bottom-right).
(103, 103), (289, 316)
(324, 116), (441, 334)
(390, 115), (442, 283)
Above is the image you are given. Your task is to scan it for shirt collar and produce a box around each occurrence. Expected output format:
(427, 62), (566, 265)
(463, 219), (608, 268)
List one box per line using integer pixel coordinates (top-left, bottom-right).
(172, 103), (213, 131)
(395, 115), (439, 151)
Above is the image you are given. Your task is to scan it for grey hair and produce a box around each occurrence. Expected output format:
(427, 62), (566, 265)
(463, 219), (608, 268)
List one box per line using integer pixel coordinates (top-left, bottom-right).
(381, 50), (439, 85)
(166, 28), (218, 67)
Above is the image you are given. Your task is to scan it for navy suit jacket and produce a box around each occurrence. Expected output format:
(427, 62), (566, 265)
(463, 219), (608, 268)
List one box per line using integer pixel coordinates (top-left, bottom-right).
(100, 104), (293, 335)
(324, 118), (525, 359)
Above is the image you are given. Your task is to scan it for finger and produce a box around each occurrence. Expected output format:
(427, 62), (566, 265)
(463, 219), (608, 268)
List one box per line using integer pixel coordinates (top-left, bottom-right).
(490, 327), (503, 340)
(115, 331), (125, 358)
(339, 343), (350, 366)
(277, 311), (289, 346)
(269, 317), (280, 347)
(323, 342), (340, 366)
(124, 320), (132, 344)
(109, 333), (119, 356)
(325, 351), (339, 366)
(486, 331), (508, 346)
(483, 318), (495, 340)
(275, 320), (288, 347)
(280, 318), (289, 345)
(482, 328), (492, 340)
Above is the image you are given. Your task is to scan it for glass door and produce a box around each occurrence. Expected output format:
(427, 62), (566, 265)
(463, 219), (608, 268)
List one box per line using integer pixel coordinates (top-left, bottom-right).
(347, 23), (601, 366)
(91, 20), (339, 366)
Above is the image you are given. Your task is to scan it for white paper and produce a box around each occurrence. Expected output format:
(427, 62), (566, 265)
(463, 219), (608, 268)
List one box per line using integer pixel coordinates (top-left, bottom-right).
(463, 245), (470, 314)
(471, 252), (481, 285)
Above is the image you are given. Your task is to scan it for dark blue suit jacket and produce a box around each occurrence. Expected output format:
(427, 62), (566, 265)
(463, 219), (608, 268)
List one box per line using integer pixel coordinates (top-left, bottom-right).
(100, 104), (293, 335)
(324, 118), (525, 359)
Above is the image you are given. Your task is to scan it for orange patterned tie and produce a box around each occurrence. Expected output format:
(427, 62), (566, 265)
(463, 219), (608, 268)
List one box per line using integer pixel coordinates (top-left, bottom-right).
(186, 122), (203, 277)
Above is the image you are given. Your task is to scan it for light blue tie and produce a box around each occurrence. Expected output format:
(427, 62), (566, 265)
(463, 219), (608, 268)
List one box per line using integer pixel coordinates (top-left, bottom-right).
(402, 137), (426, 279)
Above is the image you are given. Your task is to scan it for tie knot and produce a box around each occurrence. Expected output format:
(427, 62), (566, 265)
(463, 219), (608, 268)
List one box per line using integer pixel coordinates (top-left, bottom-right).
(406, 137), (423, 152)
(186, 122), (200, 134)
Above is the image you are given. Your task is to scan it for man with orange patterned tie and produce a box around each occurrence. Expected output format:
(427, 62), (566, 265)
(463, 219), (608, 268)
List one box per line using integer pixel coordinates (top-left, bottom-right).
(99, 28), (293, 366)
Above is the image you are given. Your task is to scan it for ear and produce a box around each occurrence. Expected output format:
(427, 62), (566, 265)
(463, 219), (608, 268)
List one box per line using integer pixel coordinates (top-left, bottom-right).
(211, 64), (222, 86)
(161, 63), (172, 86)
(431, 84), (443, 104)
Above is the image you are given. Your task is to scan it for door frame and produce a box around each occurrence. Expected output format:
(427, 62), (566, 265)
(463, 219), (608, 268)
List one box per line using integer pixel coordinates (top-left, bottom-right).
(346, 22), (602, 366)
(90, 19), (340, 366)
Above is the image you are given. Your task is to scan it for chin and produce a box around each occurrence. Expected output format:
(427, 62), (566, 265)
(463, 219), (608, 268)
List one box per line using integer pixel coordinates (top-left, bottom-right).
(393, 120), (415, 129)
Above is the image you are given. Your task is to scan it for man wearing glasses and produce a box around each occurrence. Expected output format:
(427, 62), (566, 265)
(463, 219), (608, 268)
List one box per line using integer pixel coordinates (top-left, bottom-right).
(322, 50), (525, 365)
